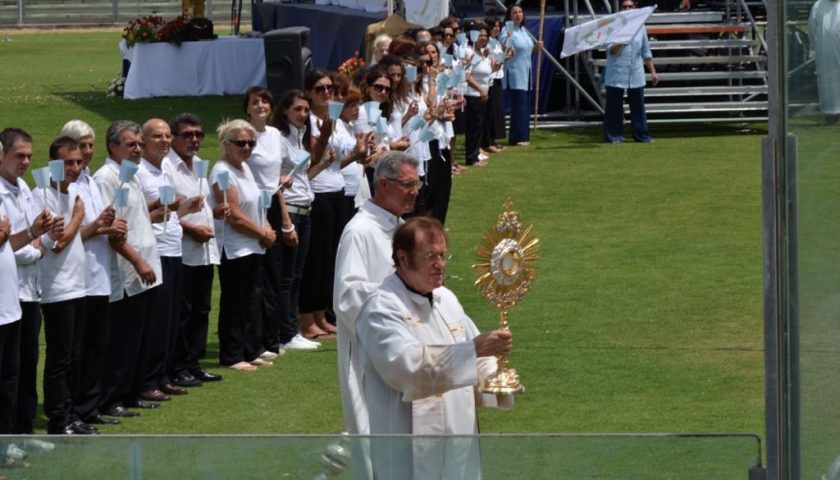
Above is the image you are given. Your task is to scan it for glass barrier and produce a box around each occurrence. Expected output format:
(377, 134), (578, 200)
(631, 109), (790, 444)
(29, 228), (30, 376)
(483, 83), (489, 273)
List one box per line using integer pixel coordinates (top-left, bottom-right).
(0, 433), (761, 479)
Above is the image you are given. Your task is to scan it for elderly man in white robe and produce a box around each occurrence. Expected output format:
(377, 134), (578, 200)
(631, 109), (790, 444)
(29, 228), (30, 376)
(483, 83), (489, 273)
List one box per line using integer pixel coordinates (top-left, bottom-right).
(810, 0), (840, 124)
(355, 216), (514, 480)
(334, 151), (421, 436)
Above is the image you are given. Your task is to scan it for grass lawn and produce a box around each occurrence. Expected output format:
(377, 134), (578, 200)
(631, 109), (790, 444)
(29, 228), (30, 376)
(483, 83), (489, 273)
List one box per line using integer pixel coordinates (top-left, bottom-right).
(0, 27), (767, 476)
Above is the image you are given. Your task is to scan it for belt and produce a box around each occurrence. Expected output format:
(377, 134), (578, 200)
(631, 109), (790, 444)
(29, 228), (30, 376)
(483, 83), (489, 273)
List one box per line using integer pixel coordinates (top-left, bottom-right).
(287, 204), (311, 216)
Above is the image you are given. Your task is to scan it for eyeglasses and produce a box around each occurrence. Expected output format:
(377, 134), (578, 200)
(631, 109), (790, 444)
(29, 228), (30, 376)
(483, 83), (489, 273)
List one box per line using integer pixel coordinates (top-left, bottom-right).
(444, 33), (454, 38)
(423, 251), (452, 263)
(313, 84), (334, 94)
(371, 83), (390, 92)
(621, 3), (634, 8)
(230, 139), (257, 148)
(180, 131), (205, 139)
(124, 141), (145, 149)
(385, 177), (422, 190)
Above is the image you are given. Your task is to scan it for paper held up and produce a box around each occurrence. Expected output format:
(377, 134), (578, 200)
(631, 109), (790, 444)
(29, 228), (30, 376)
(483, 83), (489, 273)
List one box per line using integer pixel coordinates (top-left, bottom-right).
(48, 160), (65, 183)
(328, 100), (344, 120)
(560, 6), (656, 58)
(158, 185), (176, 205)
(32, 167), (51, 189)
(118, 160), (139, 184)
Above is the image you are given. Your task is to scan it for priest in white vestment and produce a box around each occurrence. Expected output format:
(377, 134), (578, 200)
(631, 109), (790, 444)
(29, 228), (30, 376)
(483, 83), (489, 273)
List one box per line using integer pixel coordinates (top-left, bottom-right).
(810, 0), (840, 123)
(355, 216), (514, 479)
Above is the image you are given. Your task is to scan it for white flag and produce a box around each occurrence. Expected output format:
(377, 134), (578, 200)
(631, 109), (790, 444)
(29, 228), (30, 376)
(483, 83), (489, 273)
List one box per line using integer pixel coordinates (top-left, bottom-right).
(560, 6), (656, 58)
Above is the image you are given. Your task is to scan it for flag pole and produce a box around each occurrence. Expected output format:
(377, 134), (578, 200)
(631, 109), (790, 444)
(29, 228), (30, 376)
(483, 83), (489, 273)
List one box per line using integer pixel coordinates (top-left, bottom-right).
(533, 0), (547, 132)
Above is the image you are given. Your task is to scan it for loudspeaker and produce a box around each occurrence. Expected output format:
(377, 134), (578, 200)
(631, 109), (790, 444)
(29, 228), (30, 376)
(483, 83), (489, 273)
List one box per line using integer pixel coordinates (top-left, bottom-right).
(264, 27), (313, 99)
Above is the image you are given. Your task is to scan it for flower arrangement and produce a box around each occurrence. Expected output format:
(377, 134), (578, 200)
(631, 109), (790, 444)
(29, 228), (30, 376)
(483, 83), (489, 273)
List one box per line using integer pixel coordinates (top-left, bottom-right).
(106, 74), (126, 97)
(338, 51), (366, 79)
(122, 15), (191, 48)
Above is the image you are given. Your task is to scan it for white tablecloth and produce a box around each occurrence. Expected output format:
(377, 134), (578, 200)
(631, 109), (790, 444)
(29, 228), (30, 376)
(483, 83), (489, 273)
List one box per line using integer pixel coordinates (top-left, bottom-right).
(123, 36), (266, 100)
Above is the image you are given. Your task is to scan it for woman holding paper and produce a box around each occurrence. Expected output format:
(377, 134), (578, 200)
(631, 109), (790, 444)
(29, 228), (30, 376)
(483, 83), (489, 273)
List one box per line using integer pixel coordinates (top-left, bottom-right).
(274, 90), (320, 342)
(603, 0), (658, 143)
(242, 86), (314, 354)
(331, 86), (372, 224)
(484, 17), (507, 152)
(300, 69), (347, 339)
(211, 119), (276, 372)
(500, 4), (535, 146)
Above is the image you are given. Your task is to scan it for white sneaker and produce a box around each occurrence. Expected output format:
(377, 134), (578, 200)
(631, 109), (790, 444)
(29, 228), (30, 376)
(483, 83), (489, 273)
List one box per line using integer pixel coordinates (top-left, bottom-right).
(260, 350), (284, 360)
(23, 438), (55, 453)
(478, 153), (489, 161)
(281, 334), (319, 351)
(6, 443), (27, 460)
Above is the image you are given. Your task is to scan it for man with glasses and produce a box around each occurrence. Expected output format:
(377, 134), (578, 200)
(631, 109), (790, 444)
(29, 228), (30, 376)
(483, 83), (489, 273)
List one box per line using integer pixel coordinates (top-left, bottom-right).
(334, 151), (421, 440)
(163, 113), (225, 388)
(94, 120), (163, 418)
(353, 216), (514, 479)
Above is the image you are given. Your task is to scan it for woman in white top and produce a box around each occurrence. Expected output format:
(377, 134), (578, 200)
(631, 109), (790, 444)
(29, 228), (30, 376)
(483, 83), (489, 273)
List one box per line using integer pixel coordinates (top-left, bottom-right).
(331, 85), (372, 225)
(463, 21), (500, 167)
(0, 201), (22, 444)
(211, 119), (276, 372)
(301, 69), (345, 339)
(243, 86), (310, 354)
(273, 90), (318, 346)
(483, 16), (507, 153)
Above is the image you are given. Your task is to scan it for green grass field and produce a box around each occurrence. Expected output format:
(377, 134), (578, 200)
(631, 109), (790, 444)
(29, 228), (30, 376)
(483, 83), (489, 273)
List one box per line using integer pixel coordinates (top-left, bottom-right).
(0, 28), (769, 477)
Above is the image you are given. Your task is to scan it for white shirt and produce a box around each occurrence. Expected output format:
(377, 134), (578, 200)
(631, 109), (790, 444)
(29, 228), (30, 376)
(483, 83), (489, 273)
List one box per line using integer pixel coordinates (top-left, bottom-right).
(333, 199), (403, 435)
(75, 169), (111, 297)
(333, 119), (366, 199)
(465, 49), (493, 97)
(356, 273), (508, 479)
(0, 202), (22, 325)
(309, 114), (346, 193)
(280, 123), (314, 207)
(136, 158), (183, 257)
(0, 177), (40, 302)
(93, 158), (163, 302)
(33, 185), (87, 304)
(162, 152), (220, 267)
(249, 125), (285, 190)
(211, 160), (265, 259)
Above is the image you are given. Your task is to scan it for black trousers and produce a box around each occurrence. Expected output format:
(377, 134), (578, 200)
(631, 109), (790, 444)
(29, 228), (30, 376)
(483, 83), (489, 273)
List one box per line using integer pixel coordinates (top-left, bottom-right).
(464, 96), (487, 165)
(299, 190), (344, 314)
(218, 253), (263, 365)
(278, 212), (311, 343)
(12, 301), (40, 434)
(261, 195), (294, 350)
(426, 141), (453, 225)
(174, 264), (214, 375)
(76, 295), (109, 420)
(100, 287), (157, 409)
(41, 297), (86, 430)
(0, 319), (21, 435)
(144, 256), (183, 391)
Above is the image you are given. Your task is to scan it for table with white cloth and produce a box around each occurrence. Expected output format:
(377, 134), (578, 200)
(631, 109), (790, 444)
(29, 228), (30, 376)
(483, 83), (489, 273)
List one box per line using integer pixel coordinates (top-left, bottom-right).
(122, 36), (266, 100)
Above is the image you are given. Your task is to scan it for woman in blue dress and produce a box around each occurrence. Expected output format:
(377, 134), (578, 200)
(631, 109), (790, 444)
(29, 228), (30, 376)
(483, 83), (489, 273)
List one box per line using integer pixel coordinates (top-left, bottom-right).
(500, 4), (536, 146)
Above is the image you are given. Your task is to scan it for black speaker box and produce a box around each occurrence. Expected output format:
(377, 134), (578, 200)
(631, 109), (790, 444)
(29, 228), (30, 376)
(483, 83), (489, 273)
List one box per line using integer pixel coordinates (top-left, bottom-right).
(263, 26), (313, 98)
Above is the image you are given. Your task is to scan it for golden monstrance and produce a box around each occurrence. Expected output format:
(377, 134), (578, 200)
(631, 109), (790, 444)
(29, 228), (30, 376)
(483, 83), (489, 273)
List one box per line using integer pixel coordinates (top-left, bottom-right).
(473, 199), (539, 394)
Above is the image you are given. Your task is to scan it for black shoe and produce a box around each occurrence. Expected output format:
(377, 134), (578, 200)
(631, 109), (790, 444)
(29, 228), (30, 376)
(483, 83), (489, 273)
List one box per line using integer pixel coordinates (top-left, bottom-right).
(69, 420), (99, 435)
(126, 399), (160, 409)
(190, 368), (222, 382)
(172, 371), (203, 388)
(103, 404), (140, 418)
(85, 413), (121, 425)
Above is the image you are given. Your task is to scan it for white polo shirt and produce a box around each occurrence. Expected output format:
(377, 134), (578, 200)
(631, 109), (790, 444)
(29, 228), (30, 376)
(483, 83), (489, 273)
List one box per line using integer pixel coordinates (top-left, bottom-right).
(333, 119), (365, 198)
(75, 168), (112, 297)
(34, 185), (87, 304)
(0, 176), (41, 302)
(0, 202), (22, 325)
(162, 152), (220, 267)
(210, 160), (264, 259)
(93, 157), (163, 302)
(136, 158), (183, 257)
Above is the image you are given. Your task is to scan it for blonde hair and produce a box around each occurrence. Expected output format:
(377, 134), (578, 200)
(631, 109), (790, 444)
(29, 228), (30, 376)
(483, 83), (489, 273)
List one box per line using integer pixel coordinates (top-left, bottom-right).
(216, 118), (257, 144)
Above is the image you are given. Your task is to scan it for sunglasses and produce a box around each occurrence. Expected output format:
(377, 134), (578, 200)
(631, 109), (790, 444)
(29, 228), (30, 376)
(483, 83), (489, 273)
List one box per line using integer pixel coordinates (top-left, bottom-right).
(313, 84), (334, 94)
(230, 139), (256, 148)
(621, 3), (634, 8)
(371, 83), (390, 92)
(179, 131), (205, 139)
(124, 141), (145, 149)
